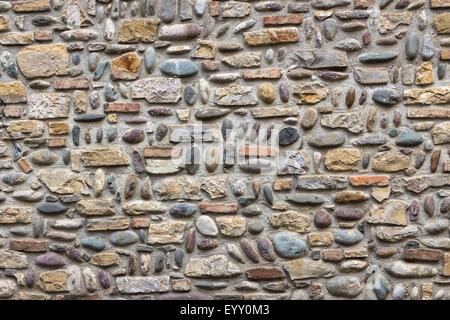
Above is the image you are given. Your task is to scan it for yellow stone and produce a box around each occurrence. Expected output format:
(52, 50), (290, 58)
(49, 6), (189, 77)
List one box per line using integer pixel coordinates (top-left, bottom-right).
(415, 63), (434, 85)
(76, 198), (115, 216)
(444, 253), (450, 276)
(49, 122), (69, 135)
(372, 150), (409, 172)
(81, 147), (129, 167)
(0, 207), (32, 224)
(147, 220), (187, 244)
(325, 149), (361, 171)
(37, 271), (68, 292)
(0, 81), (27, 104)
(90, 252), (120, 266)
(366, 199), (408, 226)
(0, 15), (10, 31)
(433, 13), (450, 34)
(270, 210), (311, 233)
(107, 114), (118, 123)
(308, 232), (333, 246)
(193, 40), (215, 59)
(73, 90), (87, 114)
(118, 19), (160, 43)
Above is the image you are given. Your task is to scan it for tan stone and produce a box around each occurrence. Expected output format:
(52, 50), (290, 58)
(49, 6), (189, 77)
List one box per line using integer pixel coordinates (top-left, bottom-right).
(378, 12), (412, 34)
(270, 210), (311, 233)
(0, 32), (34, 45)
(37, 271), (68, 292)
(145, 158), (184, 174)
(367, 199), (408, 226)
(433, 13), (450, 34)
(371, 187), (390, 202)
(153, 176), (202, 201)
(13, 0), (51, 12)
(0, 15), (10, 31)
(49, 122), (69, 135)
(283, 259), (335, 280)
(90, 252), (120, 266)
(110, 52), (142, 80)
(415, 63), (434, 85)
(73, 90), (87, 114)
(118, 19), (160, 43)
(372, 150), (409, 172)
(200, 175), (228, 199)
(251, 107), (299, 118)
(444, 253), (450, 276)
(76, 198), (115, 216)
(184, 255), (242, 278)
(403, 86), (450, 105)
(0, 207), (32, 224)
(0, 81), (27, 104)
(147, 220), (187, 244)
(325, 149), (361, 171)
(17, 44), (69, 78)
(432, 122), (450, 145)
(81, 147), (129, 167)
(122, 201), (167, 215)
(216, 216), (247, 237)
(308, 232), (333, 246)
(38, 169), (88, 195)
(28, 93), (70, 119)
(293, 83), (328, 105)
(86, 217), (131, 231)
(193, 40), (215, 59)
(244, 28), (299, 46)
(0, 249), (28, 268)
(61, 0), (93, 27)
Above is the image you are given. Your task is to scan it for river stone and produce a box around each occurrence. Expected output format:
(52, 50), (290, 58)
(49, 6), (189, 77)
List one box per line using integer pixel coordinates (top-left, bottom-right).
(326, 276), (362, 298)
(160, 59), (199, 77)
(273, 233), (309, 259)
(81, 237), (105, 251)
(314, 209), (332, 228)
(35, 252), (66, 267)
(110, 231), (139, 246)
(334, 229), (364, 245)
(405, 34), (419, 60)
(196, 216), (218, 237)
(395, 132), (423, 147)
(308, 133), (345, 148)
(170, 204), (197, 217)
(37, 202), (68, 214)
(372, 89), (401, 105)
(278, 127), (299, 146)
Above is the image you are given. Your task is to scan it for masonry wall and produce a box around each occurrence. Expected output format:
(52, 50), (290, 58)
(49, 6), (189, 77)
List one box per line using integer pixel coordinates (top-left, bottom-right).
(0, 0), (449, 300)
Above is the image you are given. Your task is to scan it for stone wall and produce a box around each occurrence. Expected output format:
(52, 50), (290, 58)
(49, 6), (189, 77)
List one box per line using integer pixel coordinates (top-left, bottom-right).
(0, 0), (448, 300)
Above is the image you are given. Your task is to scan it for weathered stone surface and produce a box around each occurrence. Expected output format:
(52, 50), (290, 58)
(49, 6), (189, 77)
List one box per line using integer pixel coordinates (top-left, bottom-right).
(147, 221), (187, 244)
(131, 78), (182, 103)
(118, 19), (159, 43)
(367, 200), (408, 226)
(321, 112), (364, 133)
(81, 147), (129, 166)
(403, 87), (450, 105)
(38, 169), (88, 195)
(0, 81), (27, 104)
(270, 211), (310, 233)
(372, 151), (409, 172)
(28, 93), (70, 119)
(432, 122), (450, 145)
(384, 262), (438, 278)
(325, 149), (361, 171)
(184, 255), (242, 278)
(291, 49), (348, 69)
(293, 83), (328, 104)
(17, 44), (68, 78)
(0, 249), (28, 268)
(116, 276), (170, 293)
(283, 259), (334, 280)
(244, 28), (299, 46)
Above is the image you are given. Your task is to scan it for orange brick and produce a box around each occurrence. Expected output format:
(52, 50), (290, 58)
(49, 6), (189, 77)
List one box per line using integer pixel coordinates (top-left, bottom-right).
(239, 146), (277, 157)
(263, 14), (303, 26)
(440, 49), (450, 61)
(48, 137), (66, 148)
(144, 146), (182, 158)
(273, 179), (291, 191)
(349, 175), (389, 187)
(200, 203), (238, 214)
(131, 218), (150, 228)
(18, 158), (33, 173)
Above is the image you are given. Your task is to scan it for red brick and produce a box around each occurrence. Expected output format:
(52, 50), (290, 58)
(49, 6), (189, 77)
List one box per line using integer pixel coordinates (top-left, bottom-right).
(10, 239), (47, 252)
(54, 78), (90, 90)
(323, 249), (343, 261)
(440, 49), (450, 61)
(263, 14), (303, 26)
(131, 218), (150, 228)
(246, 267), (284, 280)
(34, 30), (52, 41)
(200, 203), (238, 214)
(209, 1), (220, 16)
(104, 102), (140, 113)
(349, 175), (389, 187)
(239, 146), (277, 157)
(404, 249), (442, 262)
